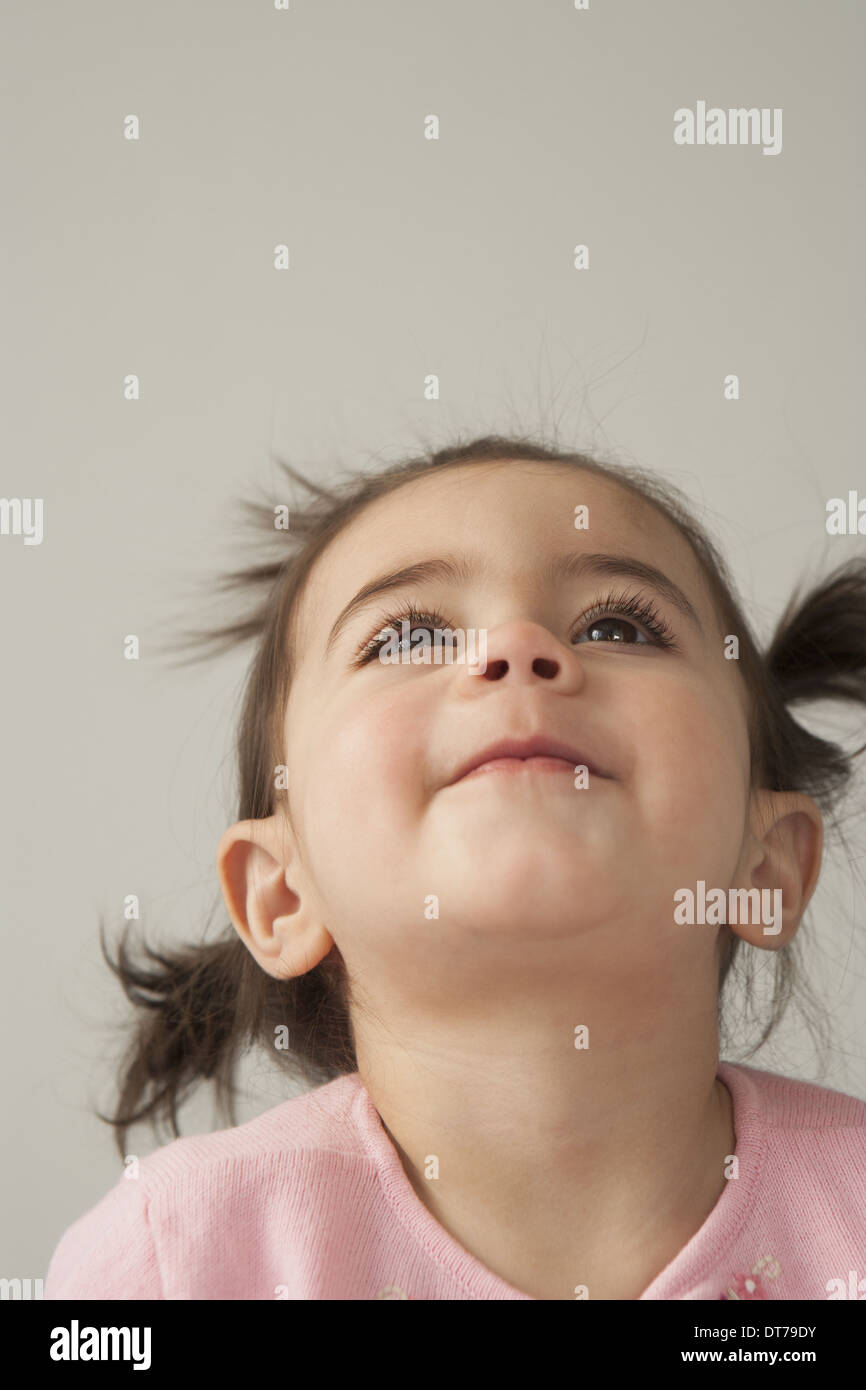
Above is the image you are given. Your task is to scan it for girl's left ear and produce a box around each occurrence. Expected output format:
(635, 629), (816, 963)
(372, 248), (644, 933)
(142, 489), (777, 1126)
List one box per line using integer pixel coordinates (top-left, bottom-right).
(733, 790), (823, 950)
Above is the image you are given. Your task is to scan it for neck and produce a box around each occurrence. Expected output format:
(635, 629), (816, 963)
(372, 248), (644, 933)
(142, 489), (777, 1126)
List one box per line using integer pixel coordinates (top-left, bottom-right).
(353, 982), (735, 1300)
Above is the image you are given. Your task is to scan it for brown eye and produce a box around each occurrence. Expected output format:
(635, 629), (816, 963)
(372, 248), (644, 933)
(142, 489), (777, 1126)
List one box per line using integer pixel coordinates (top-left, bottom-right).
(578, 616), (648, 644)
(354, 606), (450, 665)
(571, 591), (678, 651)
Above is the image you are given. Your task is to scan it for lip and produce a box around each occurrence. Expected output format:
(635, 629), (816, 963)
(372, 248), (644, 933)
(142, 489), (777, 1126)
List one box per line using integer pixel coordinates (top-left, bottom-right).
(448, 735), (612, 786)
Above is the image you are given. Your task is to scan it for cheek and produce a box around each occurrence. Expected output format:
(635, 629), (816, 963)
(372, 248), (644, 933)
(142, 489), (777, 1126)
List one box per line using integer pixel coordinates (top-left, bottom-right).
(627, 680), (750, 849)
(294, 686), (430, 869)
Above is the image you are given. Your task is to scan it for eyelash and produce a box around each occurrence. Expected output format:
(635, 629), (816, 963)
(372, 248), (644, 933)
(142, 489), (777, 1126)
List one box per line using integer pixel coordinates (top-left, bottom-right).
(351, 588), (680, 665)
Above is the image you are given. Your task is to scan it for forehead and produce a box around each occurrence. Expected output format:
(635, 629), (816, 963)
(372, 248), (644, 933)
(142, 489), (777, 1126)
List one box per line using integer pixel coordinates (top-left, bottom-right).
(290, 459), (710, 664)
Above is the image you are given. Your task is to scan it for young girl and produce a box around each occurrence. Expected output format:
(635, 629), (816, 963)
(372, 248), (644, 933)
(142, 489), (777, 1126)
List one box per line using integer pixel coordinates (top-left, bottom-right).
(45, 434), (866, 1301)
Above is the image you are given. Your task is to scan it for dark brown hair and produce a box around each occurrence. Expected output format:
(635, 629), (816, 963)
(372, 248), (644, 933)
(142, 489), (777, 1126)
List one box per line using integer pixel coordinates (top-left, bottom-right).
(98, 433), (866, 1155)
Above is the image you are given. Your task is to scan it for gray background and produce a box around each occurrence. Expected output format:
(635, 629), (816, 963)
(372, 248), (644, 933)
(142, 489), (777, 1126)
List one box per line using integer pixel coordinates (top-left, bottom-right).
(2, 0), (864, 1279)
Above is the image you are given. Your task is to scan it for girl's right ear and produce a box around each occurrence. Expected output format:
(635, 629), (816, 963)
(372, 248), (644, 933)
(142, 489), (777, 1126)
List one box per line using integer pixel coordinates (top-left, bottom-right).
(216, 818), (335, 980)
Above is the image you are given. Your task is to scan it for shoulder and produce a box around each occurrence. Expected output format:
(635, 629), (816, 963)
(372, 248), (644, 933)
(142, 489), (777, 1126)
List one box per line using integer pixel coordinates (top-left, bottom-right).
(130, 1071), (365, 1193)
(719, 1060), (866, 1134)
(719, 1059), (866, 1204)
(44, 1072), (364, 1300)
(44, 1167), (159, 1299)
(714, 1062), (866, 1282)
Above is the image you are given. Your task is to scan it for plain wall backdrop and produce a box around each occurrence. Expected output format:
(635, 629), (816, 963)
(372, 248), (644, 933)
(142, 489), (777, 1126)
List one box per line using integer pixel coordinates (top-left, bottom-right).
(2, 0), (864, 1280)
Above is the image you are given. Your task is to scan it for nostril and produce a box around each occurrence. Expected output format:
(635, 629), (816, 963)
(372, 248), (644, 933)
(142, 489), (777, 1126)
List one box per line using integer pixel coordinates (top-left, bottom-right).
(532, 658), (559, 679)
(480, 659), (508, 681)
(476, 657), (561, 680)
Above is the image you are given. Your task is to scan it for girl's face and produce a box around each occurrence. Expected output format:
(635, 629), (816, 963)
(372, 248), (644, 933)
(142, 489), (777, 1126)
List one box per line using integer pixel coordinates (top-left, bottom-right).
(277, 460), (759, 1012)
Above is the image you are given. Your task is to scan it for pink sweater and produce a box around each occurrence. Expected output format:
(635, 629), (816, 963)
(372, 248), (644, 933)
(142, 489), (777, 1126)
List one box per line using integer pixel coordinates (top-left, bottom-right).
(44, 1061), (866, 1301)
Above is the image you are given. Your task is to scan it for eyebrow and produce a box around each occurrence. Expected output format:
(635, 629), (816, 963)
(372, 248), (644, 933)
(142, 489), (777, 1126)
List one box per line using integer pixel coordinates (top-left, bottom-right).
(323, 551), (703, 658)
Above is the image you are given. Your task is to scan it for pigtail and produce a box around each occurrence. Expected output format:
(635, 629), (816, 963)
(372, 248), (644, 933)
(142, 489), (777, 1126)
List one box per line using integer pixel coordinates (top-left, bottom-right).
(717, 557), (866, 1070)
(759, 558), (866, 815)
(96, 922), (252, 1154)
(766, 558), (866, 710)
(97, 913), (351, 1156)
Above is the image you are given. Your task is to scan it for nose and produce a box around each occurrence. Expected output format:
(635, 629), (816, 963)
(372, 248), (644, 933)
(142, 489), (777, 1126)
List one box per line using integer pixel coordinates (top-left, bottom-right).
(457, 620), (585, 691)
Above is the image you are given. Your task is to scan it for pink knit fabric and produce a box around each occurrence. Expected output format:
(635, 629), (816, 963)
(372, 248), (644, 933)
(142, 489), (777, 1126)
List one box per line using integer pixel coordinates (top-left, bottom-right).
(44, 1062), (866, 1300)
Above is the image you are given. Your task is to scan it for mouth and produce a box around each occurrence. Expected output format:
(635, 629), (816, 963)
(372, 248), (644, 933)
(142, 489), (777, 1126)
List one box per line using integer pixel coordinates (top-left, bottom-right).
(448, 735), (612, 786)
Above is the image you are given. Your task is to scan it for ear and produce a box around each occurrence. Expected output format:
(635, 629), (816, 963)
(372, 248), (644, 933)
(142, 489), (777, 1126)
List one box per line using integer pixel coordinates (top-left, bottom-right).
(729, 789), (823, 951)
(216, 813), (335, 979)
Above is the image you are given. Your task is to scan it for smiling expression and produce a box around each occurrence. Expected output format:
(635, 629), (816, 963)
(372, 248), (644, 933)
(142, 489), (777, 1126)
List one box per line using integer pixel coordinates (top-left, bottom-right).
(273, 459), (754, 1003)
